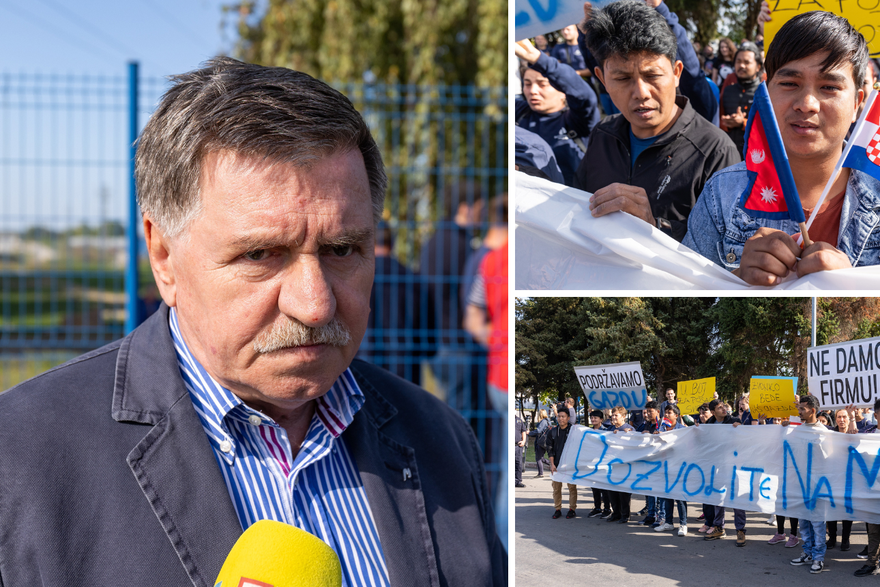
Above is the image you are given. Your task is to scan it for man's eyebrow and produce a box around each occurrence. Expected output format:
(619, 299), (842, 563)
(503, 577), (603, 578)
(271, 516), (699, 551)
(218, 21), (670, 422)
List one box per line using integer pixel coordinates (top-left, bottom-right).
(229, 227), (374, 250)
(229, 234), (291, 250)
(318, 227), (374, 247)
(774, 67), (801, 78)
(817, 71), (848, 83)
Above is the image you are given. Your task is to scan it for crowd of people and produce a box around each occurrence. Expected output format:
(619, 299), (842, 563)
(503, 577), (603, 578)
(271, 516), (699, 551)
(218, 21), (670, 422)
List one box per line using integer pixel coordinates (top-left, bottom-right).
(514, 0), (880, 285)
(520, 392), (880, 576)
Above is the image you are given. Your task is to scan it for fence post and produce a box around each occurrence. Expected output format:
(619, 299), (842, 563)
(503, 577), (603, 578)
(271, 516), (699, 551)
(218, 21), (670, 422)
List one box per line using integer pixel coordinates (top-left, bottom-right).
(125, 61), (140, 334)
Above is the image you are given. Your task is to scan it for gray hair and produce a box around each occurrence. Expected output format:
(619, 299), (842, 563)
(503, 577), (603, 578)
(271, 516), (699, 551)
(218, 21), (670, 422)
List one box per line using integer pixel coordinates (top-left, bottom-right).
(135, 57), (387, 238)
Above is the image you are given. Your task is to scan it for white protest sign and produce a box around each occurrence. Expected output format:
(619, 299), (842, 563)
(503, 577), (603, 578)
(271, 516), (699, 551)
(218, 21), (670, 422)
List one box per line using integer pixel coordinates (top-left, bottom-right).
(808, 337), (880, 410)
(573, 361), (646, 410)
(514, 172), (880, 290)
(515, 0), (612, 42)
(553, 423), (880, 523)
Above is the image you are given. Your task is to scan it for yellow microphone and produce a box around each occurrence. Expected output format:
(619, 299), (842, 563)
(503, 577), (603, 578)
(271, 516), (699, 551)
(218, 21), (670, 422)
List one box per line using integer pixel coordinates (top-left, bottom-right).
(214, 519), (342, 587)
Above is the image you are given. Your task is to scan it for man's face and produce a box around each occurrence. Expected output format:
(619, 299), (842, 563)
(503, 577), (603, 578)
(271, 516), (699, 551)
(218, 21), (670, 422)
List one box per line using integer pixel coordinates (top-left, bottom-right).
(598, 51), (683, 139)
(699, 408), (711, 422)
(561, 25), (578, 43)
(523, 69), (567, 115)
(734, 51), (760, 82)
(797, 402), (816, 423)
(535, 35), (548, 50)
(768, 51), (862, 166)
(558, 411), (570, 427)
(836, 410), (850, 429)
(666, 389), (675, 401)
(664, 409), (677, 424)
(644, 407), (659, 422)
(713, 403), (727, 420)
(149, 149), (375, 418)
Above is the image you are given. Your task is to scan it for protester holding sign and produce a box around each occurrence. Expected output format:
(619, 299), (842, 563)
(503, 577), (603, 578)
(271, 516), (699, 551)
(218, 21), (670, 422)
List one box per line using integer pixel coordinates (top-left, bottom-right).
(606, 407), (635, 523)
(548, 410), (579, 519)
(791, 395), (829, 574)
(698, 399), (749, 545)
(514, 39), (600, 186)
(683, 11), (880, 285)
(857, 398), (880, 575)
(573, 0), (738, 243)
(586, 410), (613, 519)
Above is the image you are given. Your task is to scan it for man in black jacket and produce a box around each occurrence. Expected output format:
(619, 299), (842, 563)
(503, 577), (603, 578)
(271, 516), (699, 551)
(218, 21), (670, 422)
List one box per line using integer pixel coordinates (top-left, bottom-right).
(574, 0), (739, 242)
(548, 409), (578, 519)
(719, 42), (763, 154)
(699, 399), (747, 545)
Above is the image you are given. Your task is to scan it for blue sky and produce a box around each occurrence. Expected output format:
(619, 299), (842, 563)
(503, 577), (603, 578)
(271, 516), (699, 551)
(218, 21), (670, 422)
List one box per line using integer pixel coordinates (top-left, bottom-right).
(1, 0), (236, 78)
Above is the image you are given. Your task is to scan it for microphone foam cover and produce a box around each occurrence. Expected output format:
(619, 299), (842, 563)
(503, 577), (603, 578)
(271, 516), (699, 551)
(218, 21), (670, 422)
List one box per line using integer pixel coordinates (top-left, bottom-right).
(214, 519), (342, 587)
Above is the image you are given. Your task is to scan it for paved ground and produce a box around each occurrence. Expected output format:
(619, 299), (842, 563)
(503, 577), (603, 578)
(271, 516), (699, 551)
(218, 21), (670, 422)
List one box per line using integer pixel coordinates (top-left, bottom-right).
(514, 468), (873, 586)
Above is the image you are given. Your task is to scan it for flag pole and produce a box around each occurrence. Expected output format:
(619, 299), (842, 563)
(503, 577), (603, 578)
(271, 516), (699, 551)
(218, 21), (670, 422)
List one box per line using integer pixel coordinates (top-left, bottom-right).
(796, 84), (880, 247)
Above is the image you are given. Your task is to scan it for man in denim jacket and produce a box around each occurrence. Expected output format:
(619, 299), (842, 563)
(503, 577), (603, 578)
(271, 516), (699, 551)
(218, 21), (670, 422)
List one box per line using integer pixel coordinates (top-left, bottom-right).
(683, 11), (880, 286)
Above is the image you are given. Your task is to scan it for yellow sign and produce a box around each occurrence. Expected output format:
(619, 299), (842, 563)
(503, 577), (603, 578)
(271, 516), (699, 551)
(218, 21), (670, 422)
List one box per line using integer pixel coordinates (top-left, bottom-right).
(676, 377), (716, 415)
(764, 1), (880, 58)
(750, 377), (798, 418)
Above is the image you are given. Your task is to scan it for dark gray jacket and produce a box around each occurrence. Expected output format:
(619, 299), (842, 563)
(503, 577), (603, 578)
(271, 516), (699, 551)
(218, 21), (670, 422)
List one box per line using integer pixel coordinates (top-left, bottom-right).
(0, 305), (505, 586)
(574, 96), (740, 242)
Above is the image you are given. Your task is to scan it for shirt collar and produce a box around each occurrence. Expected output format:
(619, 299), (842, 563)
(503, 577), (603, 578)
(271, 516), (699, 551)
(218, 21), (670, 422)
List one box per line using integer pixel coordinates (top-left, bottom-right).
(168, 307), (365, 455)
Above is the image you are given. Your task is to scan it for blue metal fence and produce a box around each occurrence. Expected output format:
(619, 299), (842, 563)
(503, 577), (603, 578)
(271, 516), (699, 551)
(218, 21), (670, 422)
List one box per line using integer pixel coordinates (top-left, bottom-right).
(0, 64), (507, 513)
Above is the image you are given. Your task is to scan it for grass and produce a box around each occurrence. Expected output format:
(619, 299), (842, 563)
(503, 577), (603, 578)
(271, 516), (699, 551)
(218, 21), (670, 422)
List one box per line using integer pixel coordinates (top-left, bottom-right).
(0, 352), (78, 391)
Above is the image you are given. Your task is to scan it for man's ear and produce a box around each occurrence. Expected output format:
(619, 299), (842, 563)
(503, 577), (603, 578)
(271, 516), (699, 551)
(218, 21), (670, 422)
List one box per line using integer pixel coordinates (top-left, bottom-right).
(143, 215), (177, 307)
(673, 60), (684, 88)
(853, 87), (866, 124)
(594, 65), (605, 87)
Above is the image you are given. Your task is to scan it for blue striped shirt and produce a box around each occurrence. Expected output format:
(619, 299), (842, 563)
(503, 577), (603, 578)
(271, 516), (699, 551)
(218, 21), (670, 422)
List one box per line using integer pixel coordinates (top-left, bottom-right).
(169, 308), (390, 586)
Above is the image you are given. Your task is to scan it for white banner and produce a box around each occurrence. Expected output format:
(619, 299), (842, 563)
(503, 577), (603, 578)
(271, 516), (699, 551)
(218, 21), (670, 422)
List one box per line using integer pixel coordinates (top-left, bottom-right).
(514, 172), (880, 290)
(573, 361), (646, 410)
(514, 0), (609, 41)
(553, 423), (880, 522)
(808, 337), (880, 409)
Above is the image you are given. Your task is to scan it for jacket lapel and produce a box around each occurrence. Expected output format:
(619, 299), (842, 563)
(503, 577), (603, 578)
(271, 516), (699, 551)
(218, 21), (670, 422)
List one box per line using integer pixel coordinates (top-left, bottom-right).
(345, 364), (441, 587)
(113, 306), (242, 587)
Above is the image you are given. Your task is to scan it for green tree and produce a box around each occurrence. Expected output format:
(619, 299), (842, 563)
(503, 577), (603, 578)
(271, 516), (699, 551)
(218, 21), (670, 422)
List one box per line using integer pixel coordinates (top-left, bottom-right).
(226, 0), (505, 88)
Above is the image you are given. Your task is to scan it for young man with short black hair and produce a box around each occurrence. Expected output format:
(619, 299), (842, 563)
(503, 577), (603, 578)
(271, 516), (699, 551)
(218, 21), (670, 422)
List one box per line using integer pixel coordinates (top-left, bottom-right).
(791, 395), (829, 573)
(606, 406), (635, 522)
(700, 399), (748, 545)
(586, 409), (612, 518)
(855, 398), (880, 575)
(636, 401), (661, 525)
(684, 11), (880, 285)
(575, 0), (738, 242)
(548, 409), (578, 519)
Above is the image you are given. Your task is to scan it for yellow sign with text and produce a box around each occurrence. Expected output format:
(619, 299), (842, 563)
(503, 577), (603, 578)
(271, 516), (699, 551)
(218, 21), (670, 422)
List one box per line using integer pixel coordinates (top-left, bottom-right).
(765, 1), (880, 58)
(676, 377), (716, 415)
(750, 377), (798, 418)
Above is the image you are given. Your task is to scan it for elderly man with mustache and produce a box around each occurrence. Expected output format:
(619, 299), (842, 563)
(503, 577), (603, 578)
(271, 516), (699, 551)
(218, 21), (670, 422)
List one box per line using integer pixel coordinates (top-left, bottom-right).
(0, 58), (505, 587)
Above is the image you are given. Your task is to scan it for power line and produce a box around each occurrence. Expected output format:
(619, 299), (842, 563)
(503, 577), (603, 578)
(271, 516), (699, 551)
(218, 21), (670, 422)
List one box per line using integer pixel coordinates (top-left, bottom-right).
(32, 0), (138, 58)
(136, 0), (215, 52)
(1, 3), (116, 64)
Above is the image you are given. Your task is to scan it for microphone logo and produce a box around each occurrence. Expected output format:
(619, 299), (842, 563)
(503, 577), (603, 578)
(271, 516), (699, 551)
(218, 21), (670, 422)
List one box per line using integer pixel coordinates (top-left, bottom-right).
(214, 578), (275, 587)
(238, 579), (275, 587)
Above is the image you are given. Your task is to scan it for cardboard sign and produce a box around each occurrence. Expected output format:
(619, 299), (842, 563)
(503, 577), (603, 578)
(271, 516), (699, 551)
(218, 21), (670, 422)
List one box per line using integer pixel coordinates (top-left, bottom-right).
(764, 1), (880, 58)
(807, 336), (880, 409)
(750, 376), (798, 418)
(573, 361), (647, 410)
(676, 377), (716, 415)
(514, 0), (614, 42)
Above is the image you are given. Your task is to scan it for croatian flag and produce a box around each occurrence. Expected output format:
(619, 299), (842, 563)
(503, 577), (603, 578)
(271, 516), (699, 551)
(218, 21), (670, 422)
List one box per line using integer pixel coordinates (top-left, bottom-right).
(842, 88), (880, 180)
(738, 82), (805, 223)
